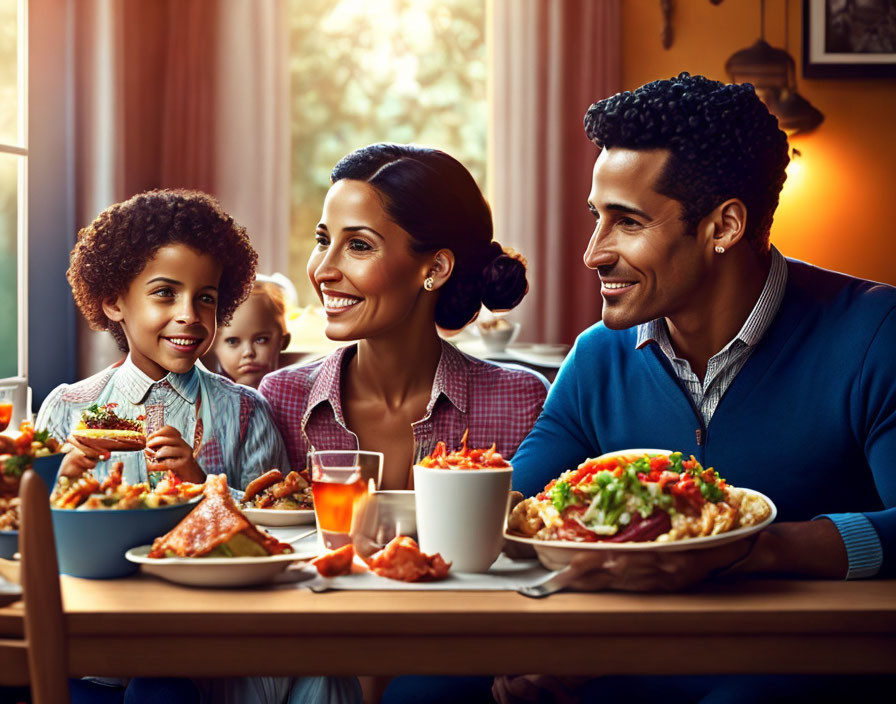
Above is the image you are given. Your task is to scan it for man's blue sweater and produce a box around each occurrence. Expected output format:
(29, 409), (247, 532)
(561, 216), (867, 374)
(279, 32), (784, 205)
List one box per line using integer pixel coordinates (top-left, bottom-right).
(512, 259), (896, 577)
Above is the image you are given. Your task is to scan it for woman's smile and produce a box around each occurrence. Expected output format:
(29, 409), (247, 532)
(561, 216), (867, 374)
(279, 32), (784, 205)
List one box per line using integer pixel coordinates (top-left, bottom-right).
(321, 290), (362, 314)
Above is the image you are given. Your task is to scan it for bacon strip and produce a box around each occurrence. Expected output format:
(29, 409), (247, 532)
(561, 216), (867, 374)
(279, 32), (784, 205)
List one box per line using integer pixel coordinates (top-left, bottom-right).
(148, 474), (291, 558)
(242, 469), (284, 502)
(362, 536), (450, 582)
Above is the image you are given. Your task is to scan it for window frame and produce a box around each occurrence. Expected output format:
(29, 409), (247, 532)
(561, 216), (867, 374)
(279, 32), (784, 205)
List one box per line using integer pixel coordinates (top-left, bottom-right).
(0, 0), (28, 383)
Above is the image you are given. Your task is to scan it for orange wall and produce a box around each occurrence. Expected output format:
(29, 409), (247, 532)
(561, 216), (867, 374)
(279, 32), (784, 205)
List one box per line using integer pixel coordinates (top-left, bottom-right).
(621, 0), (896, 285)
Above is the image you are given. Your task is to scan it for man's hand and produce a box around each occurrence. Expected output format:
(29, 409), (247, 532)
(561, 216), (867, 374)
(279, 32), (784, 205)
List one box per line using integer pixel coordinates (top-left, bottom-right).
(565, 536), (755, 592)
(144, 426), (205, 483)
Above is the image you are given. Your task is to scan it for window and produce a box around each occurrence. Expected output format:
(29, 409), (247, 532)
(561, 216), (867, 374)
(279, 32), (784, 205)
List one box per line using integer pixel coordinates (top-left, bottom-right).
(287, 0), (486, 305)
(0, 0), (26, 380)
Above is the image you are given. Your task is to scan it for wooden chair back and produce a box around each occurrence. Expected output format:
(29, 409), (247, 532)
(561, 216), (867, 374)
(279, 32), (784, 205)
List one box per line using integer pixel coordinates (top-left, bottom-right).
(19, 468), (69, 704)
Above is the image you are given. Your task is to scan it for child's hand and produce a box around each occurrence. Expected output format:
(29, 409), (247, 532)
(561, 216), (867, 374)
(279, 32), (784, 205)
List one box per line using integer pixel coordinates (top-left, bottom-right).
(144, 425), (205, 483)
(60, 435), (110, 478)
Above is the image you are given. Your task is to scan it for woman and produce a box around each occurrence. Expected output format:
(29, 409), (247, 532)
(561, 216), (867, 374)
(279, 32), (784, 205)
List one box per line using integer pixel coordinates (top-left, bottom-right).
(260, 143), (548, 490)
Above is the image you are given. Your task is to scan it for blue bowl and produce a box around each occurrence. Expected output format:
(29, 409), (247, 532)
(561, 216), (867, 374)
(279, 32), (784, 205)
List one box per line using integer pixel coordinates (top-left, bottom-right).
(0, 455), (65, 560)
(51, 499), (199, 579)
(31, 453), (64, 490)
(0, 530), (17, 559)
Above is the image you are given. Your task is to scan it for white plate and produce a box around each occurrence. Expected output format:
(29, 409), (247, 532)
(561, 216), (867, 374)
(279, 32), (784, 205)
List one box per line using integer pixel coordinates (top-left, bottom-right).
(528, 343), (571, 356)
(505, 488), (777, 570)
(505, 344), (570, 369)
(125, 541), (317, 587)
(241, 506), (315, 526)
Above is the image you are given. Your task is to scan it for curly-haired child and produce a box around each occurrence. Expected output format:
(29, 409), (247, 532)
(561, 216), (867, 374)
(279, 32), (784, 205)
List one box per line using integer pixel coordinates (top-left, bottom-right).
(36, 189), (290, 490)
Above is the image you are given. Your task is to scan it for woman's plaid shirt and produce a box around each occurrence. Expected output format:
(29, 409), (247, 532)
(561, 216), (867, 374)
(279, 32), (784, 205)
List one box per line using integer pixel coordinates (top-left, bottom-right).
(259, 339), (549, 477)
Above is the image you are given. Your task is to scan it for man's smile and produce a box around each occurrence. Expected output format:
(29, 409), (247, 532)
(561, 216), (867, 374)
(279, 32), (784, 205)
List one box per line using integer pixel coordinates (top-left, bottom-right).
(600, 280), (637, 296)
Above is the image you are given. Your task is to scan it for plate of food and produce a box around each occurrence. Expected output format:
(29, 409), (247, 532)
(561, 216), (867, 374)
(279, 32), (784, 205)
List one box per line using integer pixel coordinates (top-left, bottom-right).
(239, 468), (315, 526)
(2, 421), (66, 491)
(126, 546), (309, 588)
(506, 449), (776, 570)
(1, 423), (67, 559)
(127, 474), (315, 586)
(50, 463), (205, 578)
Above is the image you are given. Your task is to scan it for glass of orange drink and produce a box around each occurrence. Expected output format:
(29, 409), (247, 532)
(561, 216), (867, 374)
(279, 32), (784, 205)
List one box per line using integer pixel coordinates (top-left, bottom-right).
(308, 450), (383, 551)
(0, 386), (15, 433)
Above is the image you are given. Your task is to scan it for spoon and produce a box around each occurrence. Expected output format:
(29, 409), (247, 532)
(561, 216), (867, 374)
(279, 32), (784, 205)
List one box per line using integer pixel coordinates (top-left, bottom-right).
(285, 529), (317, 545)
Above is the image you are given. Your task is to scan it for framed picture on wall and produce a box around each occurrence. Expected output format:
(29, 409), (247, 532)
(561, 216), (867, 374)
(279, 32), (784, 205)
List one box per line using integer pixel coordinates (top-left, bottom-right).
(803, 0), (896, 78)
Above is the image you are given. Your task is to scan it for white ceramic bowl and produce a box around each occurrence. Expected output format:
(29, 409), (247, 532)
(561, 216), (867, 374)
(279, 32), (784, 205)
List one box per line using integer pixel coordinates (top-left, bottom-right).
(351, 489), (417, 560)
(413, 464), (512, 572)
(477, 321), (521, 353)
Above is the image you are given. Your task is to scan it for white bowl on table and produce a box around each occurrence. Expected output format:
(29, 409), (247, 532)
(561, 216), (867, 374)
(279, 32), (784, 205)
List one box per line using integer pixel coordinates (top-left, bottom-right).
(351, 489), (417, 560)
(477, 321), (521, 354)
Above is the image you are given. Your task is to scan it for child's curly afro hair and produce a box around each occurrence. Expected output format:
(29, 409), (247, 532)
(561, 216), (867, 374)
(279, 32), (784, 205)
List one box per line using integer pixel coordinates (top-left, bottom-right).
(68, 189), (258, 352)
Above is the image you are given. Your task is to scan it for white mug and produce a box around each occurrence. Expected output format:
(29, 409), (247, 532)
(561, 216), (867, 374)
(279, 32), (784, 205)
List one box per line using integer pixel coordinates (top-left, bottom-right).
(412, 464), (512, 573)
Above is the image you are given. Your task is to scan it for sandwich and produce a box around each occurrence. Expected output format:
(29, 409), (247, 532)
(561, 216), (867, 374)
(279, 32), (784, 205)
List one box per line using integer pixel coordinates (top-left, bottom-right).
(71, 403), (147, 452)
(148, 473), (293, 558)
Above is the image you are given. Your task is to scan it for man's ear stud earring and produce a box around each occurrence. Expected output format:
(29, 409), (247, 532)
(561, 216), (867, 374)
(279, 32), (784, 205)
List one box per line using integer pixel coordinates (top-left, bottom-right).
(714, 245), (726, 254)
(423, 277), (435, 291)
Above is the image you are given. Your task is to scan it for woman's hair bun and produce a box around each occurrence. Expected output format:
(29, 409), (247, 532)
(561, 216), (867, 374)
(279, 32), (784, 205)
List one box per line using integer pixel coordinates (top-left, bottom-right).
(480, 244), (529, 312)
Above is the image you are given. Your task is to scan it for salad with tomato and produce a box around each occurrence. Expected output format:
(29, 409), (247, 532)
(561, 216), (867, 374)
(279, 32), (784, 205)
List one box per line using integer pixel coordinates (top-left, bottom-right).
(509, 451), (769, 543)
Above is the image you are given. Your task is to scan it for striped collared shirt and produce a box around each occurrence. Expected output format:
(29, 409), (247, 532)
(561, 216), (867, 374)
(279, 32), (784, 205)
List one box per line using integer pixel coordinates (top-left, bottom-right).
(635, 246), (788, 425)
(36, 355), (290, 489)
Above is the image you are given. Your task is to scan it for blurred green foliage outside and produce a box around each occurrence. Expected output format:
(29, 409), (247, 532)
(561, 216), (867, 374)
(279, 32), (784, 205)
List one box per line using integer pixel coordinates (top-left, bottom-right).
(288, 0), (486, 305)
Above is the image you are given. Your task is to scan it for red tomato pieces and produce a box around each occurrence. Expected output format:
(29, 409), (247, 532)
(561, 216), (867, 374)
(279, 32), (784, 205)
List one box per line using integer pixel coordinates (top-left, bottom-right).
(419, 429), (510, 470)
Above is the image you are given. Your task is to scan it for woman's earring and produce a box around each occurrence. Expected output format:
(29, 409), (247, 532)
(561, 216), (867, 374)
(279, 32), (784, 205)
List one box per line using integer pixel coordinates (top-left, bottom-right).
(423, 277), (435, 291)
(714, 245), (725, 254)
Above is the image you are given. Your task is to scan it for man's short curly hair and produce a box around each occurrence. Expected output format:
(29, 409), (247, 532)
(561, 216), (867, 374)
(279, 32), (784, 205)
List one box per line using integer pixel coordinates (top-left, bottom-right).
(584, 72), (790, 250)
(68, 189), (258, 351)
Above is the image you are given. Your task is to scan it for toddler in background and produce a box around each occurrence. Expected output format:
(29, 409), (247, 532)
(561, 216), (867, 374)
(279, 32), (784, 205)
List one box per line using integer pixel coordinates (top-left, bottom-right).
(213, 274), (294, 388)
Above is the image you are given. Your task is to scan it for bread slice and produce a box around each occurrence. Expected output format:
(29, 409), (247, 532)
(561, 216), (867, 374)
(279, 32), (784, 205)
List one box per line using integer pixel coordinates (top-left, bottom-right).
(148, 474), (292, 558)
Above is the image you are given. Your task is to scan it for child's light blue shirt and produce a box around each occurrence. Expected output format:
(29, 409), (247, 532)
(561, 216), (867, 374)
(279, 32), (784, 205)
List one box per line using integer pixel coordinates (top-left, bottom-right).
(36, 356), (290, 490)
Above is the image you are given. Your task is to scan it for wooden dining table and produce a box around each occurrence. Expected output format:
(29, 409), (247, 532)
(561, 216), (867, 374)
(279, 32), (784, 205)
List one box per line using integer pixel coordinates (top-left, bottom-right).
(1, 572), (895, 682)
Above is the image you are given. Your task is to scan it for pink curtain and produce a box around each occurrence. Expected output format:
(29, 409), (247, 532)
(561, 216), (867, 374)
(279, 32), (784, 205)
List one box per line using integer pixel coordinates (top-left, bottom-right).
(491, 0), (621, 345)
(71, 0), (289, 377)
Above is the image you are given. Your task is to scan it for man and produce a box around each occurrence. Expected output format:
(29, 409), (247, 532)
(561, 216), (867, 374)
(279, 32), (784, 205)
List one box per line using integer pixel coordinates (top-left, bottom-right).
(511, 73), (894, 589)
(495, 71), (896, 703)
